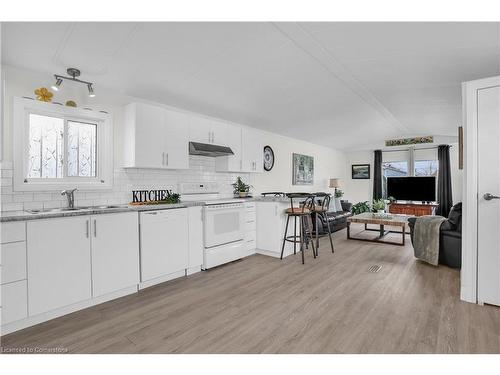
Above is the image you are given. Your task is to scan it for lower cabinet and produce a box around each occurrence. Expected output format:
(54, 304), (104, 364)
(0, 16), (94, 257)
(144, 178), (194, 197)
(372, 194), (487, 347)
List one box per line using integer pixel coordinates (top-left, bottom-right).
(187, 206), (203, 271)
(91, 212), (140, 298)
(256, 202), (294, 257)
(1, 280), (28, 325)
(27, 213), (140, 317)
(27, 216), (93, 316)
(140, 209), (189, 283)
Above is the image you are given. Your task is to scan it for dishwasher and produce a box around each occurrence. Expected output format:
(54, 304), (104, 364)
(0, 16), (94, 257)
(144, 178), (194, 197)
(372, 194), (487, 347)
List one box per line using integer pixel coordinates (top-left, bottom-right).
(139, 209), (189, 284)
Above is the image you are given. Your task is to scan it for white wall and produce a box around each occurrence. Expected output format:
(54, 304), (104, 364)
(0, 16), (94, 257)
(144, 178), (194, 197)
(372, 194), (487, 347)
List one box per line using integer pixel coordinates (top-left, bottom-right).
(0, 65), (346, 211)
(343, 145), (463, 205)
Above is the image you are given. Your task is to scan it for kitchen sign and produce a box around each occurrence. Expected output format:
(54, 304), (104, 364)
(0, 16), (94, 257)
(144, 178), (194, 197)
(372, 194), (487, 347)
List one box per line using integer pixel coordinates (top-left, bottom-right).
(132, 189), (177, 203)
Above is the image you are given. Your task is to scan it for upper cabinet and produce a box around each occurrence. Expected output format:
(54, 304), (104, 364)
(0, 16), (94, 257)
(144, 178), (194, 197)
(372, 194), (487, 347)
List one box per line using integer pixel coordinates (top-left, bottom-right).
(122, 103), (189, 169)
(241, 127), (264, 173)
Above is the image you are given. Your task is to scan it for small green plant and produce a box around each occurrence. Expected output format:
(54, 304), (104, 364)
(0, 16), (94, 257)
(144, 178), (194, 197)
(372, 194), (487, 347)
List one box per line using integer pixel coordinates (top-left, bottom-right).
(387, 196), (396, 203)
(165, 192), (180, 204)
(232, 176), (252, 194)
(372, 199), (386, 212)
(352, 201), (371, 215)
(334, 189), (344, 198)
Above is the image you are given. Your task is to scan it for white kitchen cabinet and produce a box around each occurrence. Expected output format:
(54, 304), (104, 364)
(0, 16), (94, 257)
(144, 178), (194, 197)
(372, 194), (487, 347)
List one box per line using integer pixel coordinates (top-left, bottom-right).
(91, 212), (140, 298)
(122, 102), (189, 169)
(187, 206), (203, 271)
(139, 209), (189, 283)
(256, 202), (294, 257)
(189, 115), (214, 144)
(163, 109), (190, 169)
(215, 125), (243, 172)
(1, 241), (26, 284)
(241, 127), (264, 173)
(188, 115), (239, 147)
(27, 217), (92, 316)
(1, 280), (28, 325)
(1, 221), (26, 243)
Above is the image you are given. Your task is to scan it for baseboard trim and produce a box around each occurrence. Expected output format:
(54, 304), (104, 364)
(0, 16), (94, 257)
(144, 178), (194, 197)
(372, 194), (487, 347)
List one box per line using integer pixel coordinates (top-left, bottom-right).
(1, 285), (138, 336)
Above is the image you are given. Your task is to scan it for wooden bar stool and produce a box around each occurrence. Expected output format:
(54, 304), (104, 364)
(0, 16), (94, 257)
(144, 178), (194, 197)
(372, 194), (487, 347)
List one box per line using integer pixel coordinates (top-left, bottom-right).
(280, 193), (317, 264)
(312, 192), (335, 255)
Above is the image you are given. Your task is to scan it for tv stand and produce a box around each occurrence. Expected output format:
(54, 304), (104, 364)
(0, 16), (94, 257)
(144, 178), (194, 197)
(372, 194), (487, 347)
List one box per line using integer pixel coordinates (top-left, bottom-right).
(388, 201), (439, 216)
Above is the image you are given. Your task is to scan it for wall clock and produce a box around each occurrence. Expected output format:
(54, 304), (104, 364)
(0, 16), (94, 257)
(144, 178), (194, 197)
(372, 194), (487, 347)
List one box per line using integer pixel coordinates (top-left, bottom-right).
(263, 145), (275, 171)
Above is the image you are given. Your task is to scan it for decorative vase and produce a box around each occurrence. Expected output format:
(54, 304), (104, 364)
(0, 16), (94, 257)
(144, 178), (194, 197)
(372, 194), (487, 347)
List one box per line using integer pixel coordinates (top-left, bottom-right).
(239, 192), (248, 198)
(377, 209), (385, 214)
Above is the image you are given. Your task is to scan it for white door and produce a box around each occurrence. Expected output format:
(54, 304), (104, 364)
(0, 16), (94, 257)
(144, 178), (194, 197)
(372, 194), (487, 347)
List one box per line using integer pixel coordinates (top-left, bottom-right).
(189, 115), (212, 144)
(256, 202), (281, 253)
(91, 212), (140, 297)
(477, 85), (500, 306)
(187, 206), (204, 268)
(134, 103), (165, 168)
(27, 217), (92, 316)
(140, 209), (189, 282)
(163, 109), (189, 169)
(242, 127), (264, 173)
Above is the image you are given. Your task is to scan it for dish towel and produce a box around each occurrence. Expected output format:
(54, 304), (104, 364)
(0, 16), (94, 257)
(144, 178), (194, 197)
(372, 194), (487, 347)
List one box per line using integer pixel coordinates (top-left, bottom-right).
(413, 215), (446, 266)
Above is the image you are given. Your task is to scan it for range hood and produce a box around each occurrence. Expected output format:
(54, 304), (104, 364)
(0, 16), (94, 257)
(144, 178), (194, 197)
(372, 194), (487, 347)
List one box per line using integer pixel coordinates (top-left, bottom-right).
(189, 142), (234, 157)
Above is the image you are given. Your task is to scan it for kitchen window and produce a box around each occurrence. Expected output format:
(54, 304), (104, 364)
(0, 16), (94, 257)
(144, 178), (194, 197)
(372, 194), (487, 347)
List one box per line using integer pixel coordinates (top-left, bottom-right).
(13, 97), (112, 191)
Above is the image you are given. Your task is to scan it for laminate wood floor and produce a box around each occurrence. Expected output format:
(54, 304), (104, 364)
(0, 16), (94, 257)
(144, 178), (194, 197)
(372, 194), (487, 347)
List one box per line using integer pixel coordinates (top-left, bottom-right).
(2, 224), (500, 353)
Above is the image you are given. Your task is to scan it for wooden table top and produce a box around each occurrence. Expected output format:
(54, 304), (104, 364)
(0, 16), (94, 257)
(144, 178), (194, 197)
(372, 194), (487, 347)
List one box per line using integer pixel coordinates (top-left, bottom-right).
(348, 212), (413, 226)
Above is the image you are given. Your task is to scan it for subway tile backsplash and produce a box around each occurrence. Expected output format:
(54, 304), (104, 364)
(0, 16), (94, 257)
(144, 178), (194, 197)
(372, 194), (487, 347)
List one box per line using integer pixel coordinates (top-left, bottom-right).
(0, 156), (252, 212)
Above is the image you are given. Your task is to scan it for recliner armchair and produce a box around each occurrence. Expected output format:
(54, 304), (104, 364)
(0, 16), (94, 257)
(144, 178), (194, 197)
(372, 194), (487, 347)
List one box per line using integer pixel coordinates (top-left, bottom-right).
(407, 202), (462, 269)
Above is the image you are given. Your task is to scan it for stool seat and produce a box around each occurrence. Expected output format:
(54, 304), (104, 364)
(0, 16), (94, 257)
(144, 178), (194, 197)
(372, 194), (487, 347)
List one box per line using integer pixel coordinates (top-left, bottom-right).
(285, 207), (311, 215)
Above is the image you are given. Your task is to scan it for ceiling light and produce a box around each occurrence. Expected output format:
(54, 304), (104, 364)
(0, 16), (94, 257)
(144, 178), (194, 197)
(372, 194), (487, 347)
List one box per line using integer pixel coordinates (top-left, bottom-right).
(50, 68), (95, 97)
(51, 78), (63, 91)
(87, 84), (95, 98)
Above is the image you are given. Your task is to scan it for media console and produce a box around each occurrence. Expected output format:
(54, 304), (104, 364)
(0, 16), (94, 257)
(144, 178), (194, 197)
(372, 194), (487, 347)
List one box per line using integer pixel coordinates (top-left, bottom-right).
(388, 201), (439, 216)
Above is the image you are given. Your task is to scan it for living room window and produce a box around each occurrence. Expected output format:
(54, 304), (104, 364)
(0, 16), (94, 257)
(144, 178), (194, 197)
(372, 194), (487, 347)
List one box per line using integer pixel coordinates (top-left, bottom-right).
(13, 97), (112, 191)
(382, 161), (408, 197)
(414, 159), (438, 176)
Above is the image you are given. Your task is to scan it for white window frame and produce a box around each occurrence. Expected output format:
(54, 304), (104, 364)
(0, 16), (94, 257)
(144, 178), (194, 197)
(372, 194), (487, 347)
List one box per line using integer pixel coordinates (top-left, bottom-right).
(13, 97), (113, 191)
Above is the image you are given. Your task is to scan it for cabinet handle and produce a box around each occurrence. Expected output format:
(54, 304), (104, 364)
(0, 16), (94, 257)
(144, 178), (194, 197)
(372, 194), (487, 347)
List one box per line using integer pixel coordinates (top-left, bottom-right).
(94, 219), (97, 237)
(208, 131), (211, 143)
(162, 152), (165, 166)
(86, 220), (89, 238)
(212, 132), (215, 143)
(166, 153), (169, 166)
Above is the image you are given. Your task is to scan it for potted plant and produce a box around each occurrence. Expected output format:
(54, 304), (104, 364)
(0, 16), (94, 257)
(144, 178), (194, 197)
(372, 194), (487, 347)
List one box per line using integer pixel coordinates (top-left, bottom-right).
(232, 176), (252, 198)
(372, 199), (386, 214)
(334, 189), (344, 198)
(387, 196), (396, 203)
(352, 201), (371, 215)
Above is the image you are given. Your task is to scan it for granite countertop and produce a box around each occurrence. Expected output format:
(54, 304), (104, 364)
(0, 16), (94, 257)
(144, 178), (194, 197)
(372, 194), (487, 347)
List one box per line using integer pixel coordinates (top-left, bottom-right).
(0, 201), (205, 223)
(0, 196), (294, 223)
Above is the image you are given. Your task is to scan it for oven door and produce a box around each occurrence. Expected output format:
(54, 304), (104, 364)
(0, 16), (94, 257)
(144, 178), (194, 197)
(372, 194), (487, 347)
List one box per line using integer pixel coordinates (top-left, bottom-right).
(204, 204), (245, 248)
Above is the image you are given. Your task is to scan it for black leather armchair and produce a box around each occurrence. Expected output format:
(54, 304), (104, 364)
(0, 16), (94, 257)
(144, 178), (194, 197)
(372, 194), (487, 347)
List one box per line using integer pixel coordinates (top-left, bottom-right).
(407, 202), (462, 269)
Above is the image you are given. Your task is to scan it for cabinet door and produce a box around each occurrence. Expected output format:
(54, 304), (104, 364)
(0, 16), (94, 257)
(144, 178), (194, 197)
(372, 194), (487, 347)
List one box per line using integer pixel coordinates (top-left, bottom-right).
(91, 212), (140, 298)
(134, 103), (165, 168)
(140, 209), (189, 282)
(163, 109), (189, 169)
(210, 120), (228, 146)
(1, 280), (28, 324)
(242, 127), (263, 173)
(27, 217), (92, 316)
(256, 203), (281, 252)
(187, 206), (203, 268)
(215, 125), (242, 172)
(189, 115), (212, 144)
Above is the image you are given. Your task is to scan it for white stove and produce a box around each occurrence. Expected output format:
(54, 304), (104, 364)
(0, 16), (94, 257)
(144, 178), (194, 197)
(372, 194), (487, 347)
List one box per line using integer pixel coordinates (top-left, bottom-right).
(179, 182), (248, 269)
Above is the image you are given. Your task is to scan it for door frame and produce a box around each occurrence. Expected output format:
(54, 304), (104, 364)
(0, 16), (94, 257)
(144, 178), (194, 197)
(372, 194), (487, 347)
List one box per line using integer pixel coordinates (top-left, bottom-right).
(461, 75), (500, 304)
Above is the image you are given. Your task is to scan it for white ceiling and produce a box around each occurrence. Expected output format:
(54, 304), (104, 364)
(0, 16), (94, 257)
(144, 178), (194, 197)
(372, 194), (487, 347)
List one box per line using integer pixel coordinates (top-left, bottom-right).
(2, 22), (499, 150)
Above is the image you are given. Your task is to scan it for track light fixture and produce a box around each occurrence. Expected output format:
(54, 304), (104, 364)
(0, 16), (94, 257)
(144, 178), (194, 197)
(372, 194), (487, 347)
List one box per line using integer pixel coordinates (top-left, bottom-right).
(51, 68), (96, 97)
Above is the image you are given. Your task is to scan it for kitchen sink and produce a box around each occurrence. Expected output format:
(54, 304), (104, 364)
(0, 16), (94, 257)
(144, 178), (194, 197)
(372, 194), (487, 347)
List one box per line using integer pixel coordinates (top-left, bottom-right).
(25, 207), (91, 214)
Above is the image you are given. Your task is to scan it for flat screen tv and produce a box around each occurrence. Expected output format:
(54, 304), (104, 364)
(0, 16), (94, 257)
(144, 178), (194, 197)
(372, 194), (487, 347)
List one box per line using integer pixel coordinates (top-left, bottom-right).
(386, 176), (436, 202)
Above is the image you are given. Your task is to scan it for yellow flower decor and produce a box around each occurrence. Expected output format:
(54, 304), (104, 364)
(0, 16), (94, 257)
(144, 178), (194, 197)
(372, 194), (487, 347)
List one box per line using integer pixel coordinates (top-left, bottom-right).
(34, 87), (54, 102)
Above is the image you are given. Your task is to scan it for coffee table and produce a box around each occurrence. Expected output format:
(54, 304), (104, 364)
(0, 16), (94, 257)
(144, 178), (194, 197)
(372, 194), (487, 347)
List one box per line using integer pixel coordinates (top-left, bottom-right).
(347, 213), (412, 246)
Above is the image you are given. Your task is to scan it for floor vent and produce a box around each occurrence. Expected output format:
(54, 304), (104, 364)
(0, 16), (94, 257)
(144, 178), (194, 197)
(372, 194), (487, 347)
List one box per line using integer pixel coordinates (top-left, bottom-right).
(368, 265), (382, 273)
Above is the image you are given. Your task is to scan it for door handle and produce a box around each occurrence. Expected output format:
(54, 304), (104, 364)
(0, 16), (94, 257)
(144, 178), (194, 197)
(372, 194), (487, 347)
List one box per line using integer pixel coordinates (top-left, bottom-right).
(484, 193), (500, 201)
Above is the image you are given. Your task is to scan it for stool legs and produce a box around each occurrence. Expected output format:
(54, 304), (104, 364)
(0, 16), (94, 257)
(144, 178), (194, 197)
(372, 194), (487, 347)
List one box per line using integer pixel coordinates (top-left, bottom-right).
(325, 214), (334, 253)
(280, 215), (290, 260)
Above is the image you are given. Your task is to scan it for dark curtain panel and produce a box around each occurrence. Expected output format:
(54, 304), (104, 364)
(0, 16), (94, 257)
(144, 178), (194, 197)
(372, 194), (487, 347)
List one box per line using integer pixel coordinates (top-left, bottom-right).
(437, 144), (453, 216)
(373, 150), (383, 200)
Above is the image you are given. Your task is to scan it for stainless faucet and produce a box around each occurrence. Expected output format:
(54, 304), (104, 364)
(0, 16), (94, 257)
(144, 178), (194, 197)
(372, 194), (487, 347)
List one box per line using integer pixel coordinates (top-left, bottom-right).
(61, 188), (77, 208)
